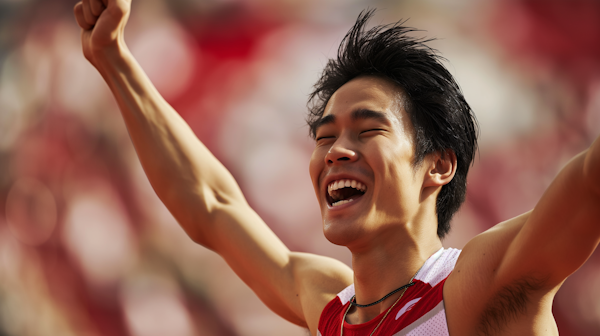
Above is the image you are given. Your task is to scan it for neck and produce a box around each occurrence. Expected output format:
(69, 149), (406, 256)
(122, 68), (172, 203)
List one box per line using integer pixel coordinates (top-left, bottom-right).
(346, 224), (442, 324)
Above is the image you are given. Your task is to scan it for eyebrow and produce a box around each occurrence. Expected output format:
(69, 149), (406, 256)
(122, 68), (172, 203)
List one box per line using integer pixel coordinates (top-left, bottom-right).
(351, 109), (390, 123)
(314, 109), (391, 132)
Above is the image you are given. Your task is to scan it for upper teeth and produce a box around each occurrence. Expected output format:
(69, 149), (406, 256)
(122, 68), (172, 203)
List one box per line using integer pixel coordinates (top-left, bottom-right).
(328, 179), (366, 194)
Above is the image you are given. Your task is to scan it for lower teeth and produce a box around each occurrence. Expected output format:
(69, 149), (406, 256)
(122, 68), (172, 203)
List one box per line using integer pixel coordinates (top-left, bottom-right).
(332, 199), (353, 207)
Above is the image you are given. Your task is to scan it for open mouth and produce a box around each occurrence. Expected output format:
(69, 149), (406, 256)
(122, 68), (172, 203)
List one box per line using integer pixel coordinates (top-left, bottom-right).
(326, 179), (367, 207)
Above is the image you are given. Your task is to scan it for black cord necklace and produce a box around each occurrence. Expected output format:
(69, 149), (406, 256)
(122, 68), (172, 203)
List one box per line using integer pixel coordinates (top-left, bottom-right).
(349, 282), (416, 308)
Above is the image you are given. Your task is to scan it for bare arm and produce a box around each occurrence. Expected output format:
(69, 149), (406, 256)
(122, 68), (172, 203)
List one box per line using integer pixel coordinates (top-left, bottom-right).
(496, 137), (600, 288)
(74, 0), (353, 332)
(444, 139), (600, 334)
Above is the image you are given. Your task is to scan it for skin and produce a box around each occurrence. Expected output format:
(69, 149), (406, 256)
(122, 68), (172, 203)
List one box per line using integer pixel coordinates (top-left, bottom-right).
(309, 76), (452, 325)
(74, 1), (600, 335)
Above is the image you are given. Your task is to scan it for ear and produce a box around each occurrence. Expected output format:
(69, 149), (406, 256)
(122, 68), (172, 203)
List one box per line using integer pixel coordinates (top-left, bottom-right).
(423, 149), (457, 188)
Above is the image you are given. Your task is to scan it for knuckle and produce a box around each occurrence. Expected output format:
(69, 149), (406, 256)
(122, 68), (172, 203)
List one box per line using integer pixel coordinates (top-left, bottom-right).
(74, 7), (90, 29)
(107, 4), (126, 18)
(74, 2), (83, 15)
(91, 0), (105, 16)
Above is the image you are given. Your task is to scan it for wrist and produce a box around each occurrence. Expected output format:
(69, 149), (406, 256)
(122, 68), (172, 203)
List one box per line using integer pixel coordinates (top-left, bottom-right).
(92, 39), (131, 75)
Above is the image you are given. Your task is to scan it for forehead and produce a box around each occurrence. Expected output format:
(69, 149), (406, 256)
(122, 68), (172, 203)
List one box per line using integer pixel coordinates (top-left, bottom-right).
(323, 76), (405, 120)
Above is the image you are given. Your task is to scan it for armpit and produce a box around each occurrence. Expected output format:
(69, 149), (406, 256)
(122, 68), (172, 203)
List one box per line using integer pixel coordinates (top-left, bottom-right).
(477, 275), (547, 335)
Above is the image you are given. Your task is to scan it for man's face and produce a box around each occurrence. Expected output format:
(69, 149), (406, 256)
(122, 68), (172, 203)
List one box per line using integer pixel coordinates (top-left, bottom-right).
(309, 76), (427, 248)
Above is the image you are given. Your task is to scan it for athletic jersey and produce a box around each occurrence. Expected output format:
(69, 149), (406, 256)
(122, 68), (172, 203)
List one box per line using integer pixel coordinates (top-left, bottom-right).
(318, 248), (461, 336)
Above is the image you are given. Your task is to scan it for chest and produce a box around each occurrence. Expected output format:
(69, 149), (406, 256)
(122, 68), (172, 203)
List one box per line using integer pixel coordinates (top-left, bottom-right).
(318, 248), (461, 336)
(320, 280), (451, 335)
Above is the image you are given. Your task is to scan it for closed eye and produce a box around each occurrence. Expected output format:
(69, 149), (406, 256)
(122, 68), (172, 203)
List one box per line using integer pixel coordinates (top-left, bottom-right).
(316, 135), (335, 142)
(360, 129), (386, 134)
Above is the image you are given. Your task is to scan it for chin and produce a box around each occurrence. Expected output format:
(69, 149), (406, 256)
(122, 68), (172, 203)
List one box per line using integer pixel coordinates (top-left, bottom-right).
(322, 218), (366, 247)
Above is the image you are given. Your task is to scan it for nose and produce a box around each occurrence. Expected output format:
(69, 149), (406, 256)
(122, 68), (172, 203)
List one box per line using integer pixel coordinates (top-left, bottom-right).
(324, 139), (358, 164)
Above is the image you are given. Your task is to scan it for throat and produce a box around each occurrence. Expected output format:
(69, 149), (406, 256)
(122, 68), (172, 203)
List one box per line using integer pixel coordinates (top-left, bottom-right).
(348, 242), (442, 322)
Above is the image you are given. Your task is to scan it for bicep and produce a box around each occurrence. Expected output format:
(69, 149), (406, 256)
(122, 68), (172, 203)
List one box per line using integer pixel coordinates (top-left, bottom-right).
(498, 151), (600, 288)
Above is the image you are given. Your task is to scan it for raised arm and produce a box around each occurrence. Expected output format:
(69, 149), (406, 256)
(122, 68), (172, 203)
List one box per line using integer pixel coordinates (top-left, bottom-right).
(73, 1), (352, 332)
(495, 136), (600, 289)
(442, 136), (600, 335)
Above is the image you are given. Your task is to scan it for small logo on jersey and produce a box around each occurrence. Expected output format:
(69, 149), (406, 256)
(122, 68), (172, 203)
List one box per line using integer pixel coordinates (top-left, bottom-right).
(395, 297), (421, 320)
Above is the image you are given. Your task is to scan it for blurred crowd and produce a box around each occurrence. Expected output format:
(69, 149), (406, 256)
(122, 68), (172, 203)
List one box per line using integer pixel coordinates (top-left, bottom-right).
(0, 0), (599, 335)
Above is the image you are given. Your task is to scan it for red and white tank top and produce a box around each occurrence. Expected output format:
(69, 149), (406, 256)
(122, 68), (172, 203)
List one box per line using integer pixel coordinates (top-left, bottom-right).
(318, 248), (461, 336)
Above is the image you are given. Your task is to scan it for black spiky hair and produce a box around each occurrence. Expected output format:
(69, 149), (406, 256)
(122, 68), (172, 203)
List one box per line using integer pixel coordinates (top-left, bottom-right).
(307, 9), (478, 238)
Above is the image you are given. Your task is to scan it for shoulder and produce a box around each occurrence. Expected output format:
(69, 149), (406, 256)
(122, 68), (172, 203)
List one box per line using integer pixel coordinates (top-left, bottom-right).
(290, 252), (353, 334)
(451, 211), (530, 282)
(443, 211), (557, 334)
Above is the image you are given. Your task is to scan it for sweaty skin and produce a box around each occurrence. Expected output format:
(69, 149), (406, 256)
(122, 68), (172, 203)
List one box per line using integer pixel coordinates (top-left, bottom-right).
(74, 1), (600, 335)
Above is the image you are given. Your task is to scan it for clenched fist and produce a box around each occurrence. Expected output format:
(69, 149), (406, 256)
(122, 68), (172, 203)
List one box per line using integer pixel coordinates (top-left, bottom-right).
(74, 0), (131, 68)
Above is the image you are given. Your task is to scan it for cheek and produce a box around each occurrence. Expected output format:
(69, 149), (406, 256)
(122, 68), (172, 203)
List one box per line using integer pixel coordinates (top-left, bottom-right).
(309, 149), (324, 194)
(375, 142), (417, 193)
(371, 141), (410, 170)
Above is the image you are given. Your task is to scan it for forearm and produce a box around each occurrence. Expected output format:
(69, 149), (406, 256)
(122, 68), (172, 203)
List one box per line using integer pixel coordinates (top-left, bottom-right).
(94, 44), (245, 237)
(73, 3), (324, 326)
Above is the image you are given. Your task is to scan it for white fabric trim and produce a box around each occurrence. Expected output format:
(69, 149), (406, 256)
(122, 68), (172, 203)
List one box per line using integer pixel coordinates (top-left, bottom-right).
(414, 248), (460, 287)
(336, 248), (461, 305)
(328, 248), (460, 336)
(392, 301), (449, 336)
(337, 283), (355, 305)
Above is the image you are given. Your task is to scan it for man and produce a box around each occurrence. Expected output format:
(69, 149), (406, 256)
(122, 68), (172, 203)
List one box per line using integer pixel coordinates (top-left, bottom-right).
(74, 1), (600, 335)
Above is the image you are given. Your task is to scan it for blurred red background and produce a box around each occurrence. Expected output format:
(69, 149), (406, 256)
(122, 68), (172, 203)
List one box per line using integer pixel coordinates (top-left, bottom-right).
(0, 0), (599, 335)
